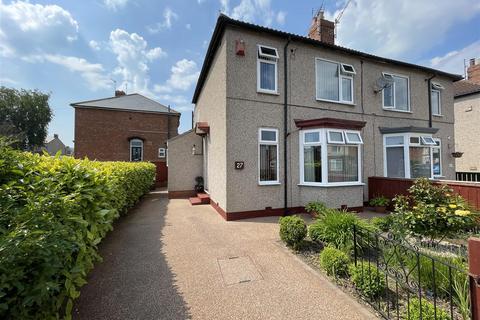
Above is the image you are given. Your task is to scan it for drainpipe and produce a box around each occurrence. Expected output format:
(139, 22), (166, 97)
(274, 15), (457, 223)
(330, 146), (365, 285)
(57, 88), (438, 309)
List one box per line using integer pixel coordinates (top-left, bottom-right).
(283, 37), (291, 215)
(426, 75), (436, 128)
(167, 105), (171, 140)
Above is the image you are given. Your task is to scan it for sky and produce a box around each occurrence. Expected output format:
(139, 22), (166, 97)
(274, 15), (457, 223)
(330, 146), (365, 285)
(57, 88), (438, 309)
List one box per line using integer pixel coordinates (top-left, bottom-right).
(1, 0), (479, 148)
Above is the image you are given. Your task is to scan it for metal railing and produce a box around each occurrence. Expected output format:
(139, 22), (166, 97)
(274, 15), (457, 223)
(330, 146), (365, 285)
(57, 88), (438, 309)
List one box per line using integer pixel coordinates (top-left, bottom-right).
(456, 172), (480, 183)
(353, 225), (472, 319)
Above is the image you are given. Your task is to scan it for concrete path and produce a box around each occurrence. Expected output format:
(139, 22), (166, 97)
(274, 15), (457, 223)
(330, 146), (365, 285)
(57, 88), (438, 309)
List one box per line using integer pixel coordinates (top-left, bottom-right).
(74, 190), (377, 320)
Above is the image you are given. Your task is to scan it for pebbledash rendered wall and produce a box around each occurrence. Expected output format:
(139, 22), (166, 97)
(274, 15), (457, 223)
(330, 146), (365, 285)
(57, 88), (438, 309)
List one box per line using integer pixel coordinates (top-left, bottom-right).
(221, 25), (456, 213)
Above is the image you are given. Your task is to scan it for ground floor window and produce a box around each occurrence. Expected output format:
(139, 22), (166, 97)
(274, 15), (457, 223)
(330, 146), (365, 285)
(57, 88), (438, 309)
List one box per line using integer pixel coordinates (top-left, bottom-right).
(130, 138), (143, 162)
(300, 128), (362, 186)
(258, 128), (279, 184)
(383, 133), (440, 179)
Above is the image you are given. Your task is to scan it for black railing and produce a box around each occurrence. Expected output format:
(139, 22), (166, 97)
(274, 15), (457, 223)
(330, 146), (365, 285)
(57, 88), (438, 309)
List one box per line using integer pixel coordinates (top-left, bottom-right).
(353, 225), (472, 319)
(456, 172), (480, 182)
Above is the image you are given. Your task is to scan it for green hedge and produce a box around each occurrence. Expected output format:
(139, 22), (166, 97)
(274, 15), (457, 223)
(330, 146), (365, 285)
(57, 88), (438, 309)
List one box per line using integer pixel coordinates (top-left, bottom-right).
(0, 143), (155, 319)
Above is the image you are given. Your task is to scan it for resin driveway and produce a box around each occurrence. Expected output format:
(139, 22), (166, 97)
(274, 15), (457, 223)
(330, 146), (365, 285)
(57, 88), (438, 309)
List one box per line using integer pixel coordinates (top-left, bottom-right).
(74, 190), (376, 320)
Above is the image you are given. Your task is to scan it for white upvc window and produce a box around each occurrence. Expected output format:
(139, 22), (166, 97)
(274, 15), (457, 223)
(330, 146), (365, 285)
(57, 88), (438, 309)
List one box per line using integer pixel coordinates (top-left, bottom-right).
(158, 147), (166, 158)
(130, 139), (143, 162)
(257, 45), (279, 94)
(383, 133), (438, 179)
(315, 58), (355, 104)
(300, 129), (363, 186)
(432, 139), (442, 177)
(258, 128), (279, 185)
(382, 72), (410, 112)
(431, 82), (444, 116)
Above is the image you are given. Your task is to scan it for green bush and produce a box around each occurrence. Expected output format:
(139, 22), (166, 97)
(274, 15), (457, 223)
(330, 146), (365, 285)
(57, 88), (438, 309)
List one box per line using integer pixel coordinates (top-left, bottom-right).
(319, 247), (350, 277)
(0, 144), (155, 319)
(305, 201), (329, 218)
(308, 209), (373, 251)
(370, 215), (395, 232)
(279, 215), (307, 249)
(407, 298), (450, 320)
(349, 262), (386, 298)
(369, 196), (390, 207)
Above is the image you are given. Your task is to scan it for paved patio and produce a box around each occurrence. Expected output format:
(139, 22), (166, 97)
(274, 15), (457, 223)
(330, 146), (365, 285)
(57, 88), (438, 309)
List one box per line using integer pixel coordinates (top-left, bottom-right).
(74, 190), (377, 320)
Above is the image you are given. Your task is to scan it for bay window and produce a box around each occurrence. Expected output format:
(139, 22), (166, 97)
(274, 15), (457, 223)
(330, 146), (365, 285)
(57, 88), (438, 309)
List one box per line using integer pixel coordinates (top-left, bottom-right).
(383, 133), (439, 179)
(382, 73), (410, 111)
(432, 139), (442, 177)
(257, 45), (279, 94)
(258, 128), (279, 184)
(300, 129), (362, 186)
(316, 58), (355, 104)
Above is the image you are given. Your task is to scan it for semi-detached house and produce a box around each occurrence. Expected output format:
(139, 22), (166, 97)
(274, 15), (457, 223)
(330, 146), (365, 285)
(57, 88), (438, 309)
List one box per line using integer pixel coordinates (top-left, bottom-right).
(168, 13), (462, 220)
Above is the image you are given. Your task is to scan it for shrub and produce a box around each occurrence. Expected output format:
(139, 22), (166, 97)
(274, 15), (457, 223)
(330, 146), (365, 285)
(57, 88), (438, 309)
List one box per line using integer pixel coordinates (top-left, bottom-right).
(349, 262), (386, 298)
(279, 215), (307, 249)
(407, 298), (450, 320)
(308, 209), (373, 251)
(0, 145), (155, 319)
(370, 215), (395, 232)
(319, 247), (350, 277)
(369, 196), (390, 207)
(305, 201), (329, 218)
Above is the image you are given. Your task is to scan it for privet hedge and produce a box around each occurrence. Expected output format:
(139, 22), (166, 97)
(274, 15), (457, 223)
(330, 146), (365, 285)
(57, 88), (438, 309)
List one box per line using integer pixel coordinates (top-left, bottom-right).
(0, 143), (155, 319)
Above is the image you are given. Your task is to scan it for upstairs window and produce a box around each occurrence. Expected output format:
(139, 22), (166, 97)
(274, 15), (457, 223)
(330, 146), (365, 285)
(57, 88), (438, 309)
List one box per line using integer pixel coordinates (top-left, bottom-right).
(431, 82), (444, 116)
(382, 73), (410, 111)
(257, 45), (279, 94)
(316, 58), (355, 104)
(158, 148), (166, 158)
(130, 139), (143, 162)
(258, 128), (279, 184)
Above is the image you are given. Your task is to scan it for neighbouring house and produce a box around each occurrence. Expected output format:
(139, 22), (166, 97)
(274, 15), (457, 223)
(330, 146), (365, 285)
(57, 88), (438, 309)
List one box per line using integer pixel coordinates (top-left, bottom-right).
(39, 133), (72, 156)
(168, 13), (461, 220)
(454, 58), (480, 181)
(72, 91), (180, 186)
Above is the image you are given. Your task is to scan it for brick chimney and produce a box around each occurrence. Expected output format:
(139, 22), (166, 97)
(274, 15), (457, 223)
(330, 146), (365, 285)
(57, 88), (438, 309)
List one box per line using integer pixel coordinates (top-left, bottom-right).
(308, 10), (335, 45)
(115, 90), (126, 97)
(467, 58), (480, 84)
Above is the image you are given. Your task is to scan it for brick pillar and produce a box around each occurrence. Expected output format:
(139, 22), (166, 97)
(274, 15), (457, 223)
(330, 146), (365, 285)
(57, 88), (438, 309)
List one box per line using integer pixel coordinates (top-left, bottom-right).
(469, 237), (480, 320)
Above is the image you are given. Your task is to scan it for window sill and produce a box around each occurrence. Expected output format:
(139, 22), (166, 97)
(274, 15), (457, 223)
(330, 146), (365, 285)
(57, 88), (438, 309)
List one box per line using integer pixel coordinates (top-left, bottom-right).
(316, 98), (355, 106)
(382, 108), (412, 114)
(257, 89), (279, 96)
(298, 182), (365, 187)
(433, 114), (443, 117)
(258, 182), (281, 186)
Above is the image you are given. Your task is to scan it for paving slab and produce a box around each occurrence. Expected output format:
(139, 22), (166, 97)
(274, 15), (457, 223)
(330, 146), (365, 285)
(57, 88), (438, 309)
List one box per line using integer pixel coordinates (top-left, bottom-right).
(74, 190), (378, 320)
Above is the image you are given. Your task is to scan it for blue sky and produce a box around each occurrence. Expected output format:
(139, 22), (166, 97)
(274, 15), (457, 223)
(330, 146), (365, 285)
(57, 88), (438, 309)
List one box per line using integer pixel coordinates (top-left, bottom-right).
(1, 0), (479, 147)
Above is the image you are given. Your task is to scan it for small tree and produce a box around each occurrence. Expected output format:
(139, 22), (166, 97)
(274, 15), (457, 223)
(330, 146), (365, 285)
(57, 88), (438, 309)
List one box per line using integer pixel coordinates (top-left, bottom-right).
(0, 87), (52, 150)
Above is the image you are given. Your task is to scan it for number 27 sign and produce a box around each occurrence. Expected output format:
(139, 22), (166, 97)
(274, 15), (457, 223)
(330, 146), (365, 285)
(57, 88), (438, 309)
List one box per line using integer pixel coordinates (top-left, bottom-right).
(235, 161), (245, 170)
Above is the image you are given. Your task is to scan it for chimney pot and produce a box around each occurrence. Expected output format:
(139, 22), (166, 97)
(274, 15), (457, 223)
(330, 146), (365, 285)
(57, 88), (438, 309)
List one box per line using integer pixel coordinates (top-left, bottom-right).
(115, 90), (126, 97)
(54, 134), (58, 139)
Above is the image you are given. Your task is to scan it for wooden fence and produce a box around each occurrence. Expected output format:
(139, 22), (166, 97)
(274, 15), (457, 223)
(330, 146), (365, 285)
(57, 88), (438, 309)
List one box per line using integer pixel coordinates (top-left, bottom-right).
(369, 176), (480, 211)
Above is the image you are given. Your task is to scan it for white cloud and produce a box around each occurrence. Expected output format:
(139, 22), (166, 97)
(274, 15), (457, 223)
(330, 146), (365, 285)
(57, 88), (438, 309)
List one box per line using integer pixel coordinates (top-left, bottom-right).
(89, 40), (101, 51)
(0, 77), (18, 86)
(326, 0), (480, 60)
(157, 94), (194, 112)
(186, 23), (192, 30)
(0, 1), (79, 57)
(104, 0), (128, 11)
(109, 29), (166, 94)
(221, 0), (285, 26)
(147, 7), (178, 33)
(429, 41), (480, 76)
(154, 59), (200, 93)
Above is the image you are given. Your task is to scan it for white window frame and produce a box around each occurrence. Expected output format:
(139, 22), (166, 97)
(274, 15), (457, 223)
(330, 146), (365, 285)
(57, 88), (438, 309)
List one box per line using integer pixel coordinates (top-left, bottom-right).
(258, 128), (279, 185)
(129, 139), (143, 162)
(327, 129), (345, 144)
(383, 133), (437, 179)
(158, 147), (166, 158)
(432, 138), (442, 178)
(299, 128), (363, 187)
(315, 58), (355, 105)
(382, 72), (411, 112)
(344, 130), (363, 144)
(257, 44), (278, 94)
(431, 84), (442, 116)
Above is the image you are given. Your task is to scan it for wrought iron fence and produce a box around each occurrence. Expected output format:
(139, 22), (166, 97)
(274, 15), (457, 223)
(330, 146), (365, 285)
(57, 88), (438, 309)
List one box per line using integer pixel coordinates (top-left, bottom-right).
(352, 225), (472, 319)
(456, 172), (480, 182)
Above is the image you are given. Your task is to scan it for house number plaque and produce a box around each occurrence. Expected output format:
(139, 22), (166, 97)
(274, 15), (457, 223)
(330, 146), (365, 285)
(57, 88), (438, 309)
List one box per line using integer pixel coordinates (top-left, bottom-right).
(235, 161), (245, 170)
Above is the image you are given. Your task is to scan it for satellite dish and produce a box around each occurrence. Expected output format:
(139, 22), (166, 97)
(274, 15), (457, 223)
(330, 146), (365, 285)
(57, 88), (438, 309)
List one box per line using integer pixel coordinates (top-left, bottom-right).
(374, 76), (393, 93)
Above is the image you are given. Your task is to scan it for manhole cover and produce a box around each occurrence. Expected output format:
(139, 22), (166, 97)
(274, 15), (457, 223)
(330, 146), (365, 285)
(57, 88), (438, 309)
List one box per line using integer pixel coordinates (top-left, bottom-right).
(217, 256), (263, 286)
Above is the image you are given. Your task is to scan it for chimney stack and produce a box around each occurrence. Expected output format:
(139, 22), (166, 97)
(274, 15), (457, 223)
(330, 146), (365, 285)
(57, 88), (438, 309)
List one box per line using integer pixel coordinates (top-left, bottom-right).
(53, 134), (58, 139)
(467, 58), (480, 84)
(308, 10), (335, 45)
(115, 90), (126, 97)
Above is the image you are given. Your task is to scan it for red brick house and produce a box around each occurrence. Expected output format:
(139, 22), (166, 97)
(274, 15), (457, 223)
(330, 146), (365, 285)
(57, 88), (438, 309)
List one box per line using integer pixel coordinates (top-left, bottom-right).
(71, 91), (180, 186)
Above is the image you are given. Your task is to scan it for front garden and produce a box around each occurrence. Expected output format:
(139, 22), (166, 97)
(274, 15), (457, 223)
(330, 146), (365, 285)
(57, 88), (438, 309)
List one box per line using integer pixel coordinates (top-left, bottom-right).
(0, 140), (156, 319)
(280, 178), (479, 320)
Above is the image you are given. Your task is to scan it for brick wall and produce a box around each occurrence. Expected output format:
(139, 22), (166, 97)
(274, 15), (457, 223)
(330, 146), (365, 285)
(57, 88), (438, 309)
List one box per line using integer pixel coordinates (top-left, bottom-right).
(74, 107), (179, 162)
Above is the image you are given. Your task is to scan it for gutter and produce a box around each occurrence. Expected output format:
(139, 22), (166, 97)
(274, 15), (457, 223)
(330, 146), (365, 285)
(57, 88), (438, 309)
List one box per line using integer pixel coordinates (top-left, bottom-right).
(426, 75), (436, 128)
(283, 37), (291, 215)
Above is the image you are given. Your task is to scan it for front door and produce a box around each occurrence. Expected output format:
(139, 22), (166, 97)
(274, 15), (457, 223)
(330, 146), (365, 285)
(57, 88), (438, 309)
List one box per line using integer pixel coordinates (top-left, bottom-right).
(203, 136), (209, 191)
